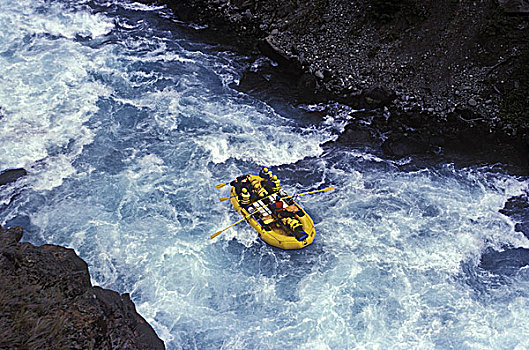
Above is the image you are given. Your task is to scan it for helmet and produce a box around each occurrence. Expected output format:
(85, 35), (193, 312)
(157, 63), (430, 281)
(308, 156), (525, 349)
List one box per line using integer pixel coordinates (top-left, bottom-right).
(242, 188), (248, 193)
(272, 175), (278, 181)
(263, 167), (269, 173)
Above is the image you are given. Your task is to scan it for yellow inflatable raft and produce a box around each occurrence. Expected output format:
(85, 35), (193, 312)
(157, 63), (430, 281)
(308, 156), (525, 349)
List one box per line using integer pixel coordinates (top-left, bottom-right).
(230, 174), (316, 250)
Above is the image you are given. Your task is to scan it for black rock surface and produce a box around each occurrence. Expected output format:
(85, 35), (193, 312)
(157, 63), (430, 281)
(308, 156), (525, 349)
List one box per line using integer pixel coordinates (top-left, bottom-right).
(0, 225), (165, 350)
(158, 0), (529, 173)
(0, 168), (27, 186)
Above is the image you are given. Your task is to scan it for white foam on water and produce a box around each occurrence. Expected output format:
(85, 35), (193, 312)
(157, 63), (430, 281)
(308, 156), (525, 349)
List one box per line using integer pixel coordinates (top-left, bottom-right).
(288, 155), (529, 349)
(1, 0), (114, 40)
(102, 54), (332, 167)
(194, 125), (327, 166)
(117, 1), (167, 12)
(0, 0), (114, 189)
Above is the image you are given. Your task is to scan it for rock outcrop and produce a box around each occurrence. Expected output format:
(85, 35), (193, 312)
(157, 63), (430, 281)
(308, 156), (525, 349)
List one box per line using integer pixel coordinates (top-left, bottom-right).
(0, 168), (27, 186)
(0, 225), (165, 350)
(157, 0), (529, 172)
(499, 0), (529, 14)
(480, 247), (529, 275)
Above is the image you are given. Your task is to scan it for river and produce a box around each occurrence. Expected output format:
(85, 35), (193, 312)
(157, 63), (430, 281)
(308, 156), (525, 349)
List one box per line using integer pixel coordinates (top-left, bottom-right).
(1, 0), (529, 349)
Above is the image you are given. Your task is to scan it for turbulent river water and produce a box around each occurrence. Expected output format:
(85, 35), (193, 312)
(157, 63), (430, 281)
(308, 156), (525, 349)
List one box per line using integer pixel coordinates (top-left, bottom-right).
(2, 0), (529, 349)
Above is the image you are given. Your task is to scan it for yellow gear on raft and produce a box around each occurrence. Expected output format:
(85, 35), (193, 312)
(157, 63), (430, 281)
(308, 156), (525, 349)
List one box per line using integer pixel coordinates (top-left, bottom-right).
(230, 174), (315, 250)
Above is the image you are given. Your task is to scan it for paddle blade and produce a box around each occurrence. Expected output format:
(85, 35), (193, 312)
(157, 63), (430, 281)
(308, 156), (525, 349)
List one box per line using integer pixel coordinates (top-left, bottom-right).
(210, 217), (246, 240)
(219, 197), (230, 202)
(295, 186), (336, 197)
(216, 183), (227, 189)
(210, 231), (223, 239)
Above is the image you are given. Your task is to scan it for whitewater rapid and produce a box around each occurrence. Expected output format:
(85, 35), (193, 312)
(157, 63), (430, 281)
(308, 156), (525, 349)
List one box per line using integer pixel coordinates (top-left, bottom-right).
(1, 0), (529, 349)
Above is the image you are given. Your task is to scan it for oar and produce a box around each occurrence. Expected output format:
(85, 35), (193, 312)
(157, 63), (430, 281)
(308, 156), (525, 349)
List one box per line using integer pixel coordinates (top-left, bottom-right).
(216, 183), (229, 189)
(210, 205), (267, 239)
(210, 217), (247, 239)
(293, 186), (335, 198)
(219, 195), (236, 202)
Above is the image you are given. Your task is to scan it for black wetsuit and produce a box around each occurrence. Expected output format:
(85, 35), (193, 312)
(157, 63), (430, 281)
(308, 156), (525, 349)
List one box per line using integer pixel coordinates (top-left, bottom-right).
(259, 168), (269, 178)
(230, 175), (251, 194)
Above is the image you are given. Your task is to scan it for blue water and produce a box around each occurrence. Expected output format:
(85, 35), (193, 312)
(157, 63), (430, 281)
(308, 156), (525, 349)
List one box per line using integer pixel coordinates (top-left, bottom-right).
(2, 0), (529, 348)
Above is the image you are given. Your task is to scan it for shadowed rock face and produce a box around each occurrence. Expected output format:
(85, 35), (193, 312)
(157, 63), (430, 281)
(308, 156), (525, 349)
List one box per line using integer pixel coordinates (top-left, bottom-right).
(499, 0), (529, 14)
(158, 0), (529, 173)
(0, 168), (27, 186)
(500, 193), (529, 239)
(480, 247), (529, 275)
(0, 226), (165, 350)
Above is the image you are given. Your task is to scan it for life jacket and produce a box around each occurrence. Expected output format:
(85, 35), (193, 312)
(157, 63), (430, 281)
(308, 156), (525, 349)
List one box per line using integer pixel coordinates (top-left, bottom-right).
(257, 186), (268, 198)
(231, 175), (251, 195)
(239, 191), (251, 205)
(259, 168), (270, 178)
(282, 217), (302, 231)
(250, 178), (261, 190)
(281, 217), (307, 241)
(271, 178), (280, 192)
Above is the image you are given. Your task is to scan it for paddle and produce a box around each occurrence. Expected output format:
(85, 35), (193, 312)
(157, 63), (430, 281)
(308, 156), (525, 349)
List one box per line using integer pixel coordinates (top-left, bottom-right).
(293, 186), (335, 198)
(211, 186), (335, 240)
(220, 186), (335, 202)
(216, 183), (229, 189)
(210, 216), (247, 239)
(219, 195), (236, 202)
(210, 205), (267, 239)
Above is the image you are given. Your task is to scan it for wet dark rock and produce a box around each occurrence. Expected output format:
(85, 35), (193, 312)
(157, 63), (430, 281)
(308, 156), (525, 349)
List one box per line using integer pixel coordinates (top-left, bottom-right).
(480, 247), (529, 275)
(500, 192), (529, 239)
(161, 0), (529, 172)
(515, 222), (529, 238)
(257, 35), (302, 75)
(238, 70), (272, 92)
(0, 225), (23, 246)
(498, 0), (529, 14)
(381, 135), (427, 157)
(0, 168), (27, 186)
(364, 85), (396, 107)
(337, 122), (378, 146)
(0, 225), (165, 350)
(296, 73), (321, 101)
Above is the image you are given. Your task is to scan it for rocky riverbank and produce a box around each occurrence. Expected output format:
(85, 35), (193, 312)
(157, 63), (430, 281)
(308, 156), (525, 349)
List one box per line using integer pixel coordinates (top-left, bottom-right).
(0, 225), (165, 350)
(156, 0), (529, 173)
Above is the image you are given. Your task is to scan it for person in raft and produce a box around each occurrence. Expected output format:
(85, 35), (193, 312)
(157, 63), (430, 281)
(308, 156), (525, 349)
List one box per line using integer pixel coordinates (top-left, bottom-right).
(270, 175), (281, 193)
(259, 167), (270, 179)
(230, 175), (251, 193)
(238, 187), (251, 207)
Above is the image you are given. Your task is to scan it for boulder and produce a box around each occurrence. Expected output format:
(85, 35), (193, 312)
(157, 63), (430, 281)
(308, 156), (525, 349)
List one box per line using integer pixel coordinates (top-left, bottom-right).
(381, 134), (429, 157)
(0, 168), (27, 186)
(0, 225), (165, 350)
(257, 35), (302, 75)
(364, 85), (396, 107)
(336, 123), (378, 146)
(500, 193), (529, 239)
(498, 0), (529, 14)
(480, 247), (529, 275)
